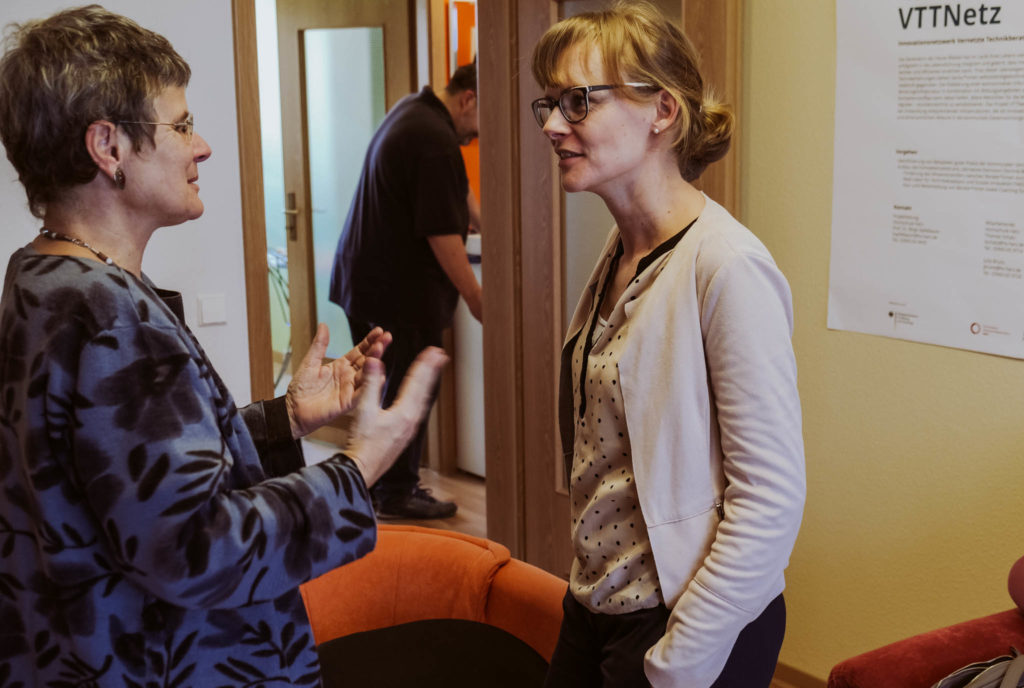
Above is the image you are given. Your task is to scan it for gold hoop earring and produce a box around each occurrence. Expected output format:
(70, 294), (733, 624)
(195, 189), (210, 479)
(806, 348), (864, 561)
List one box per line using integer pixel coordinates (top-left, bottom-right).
(114, 167), (126, 190)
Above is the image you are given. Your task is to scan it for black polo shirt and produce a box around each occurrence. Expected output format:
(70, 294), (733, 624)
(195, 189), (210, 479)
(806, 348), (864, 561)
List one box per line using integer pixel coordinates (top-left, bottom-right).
(329, 87), (469, 330)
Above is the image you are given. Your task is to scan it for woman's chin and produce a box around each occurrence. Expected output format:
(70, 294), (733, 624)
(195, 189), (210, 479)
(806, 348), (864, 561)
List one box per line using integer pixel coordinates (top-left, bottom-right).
(186, 201), (205, 222)
(157, 205), (204, 228)
(559, 175), (589, 194)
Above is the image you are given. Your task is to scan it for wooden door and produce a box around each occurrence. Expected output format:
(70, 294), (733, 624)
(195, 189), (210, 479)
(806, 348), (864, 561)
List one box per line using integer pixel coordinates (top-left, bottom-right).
(276, 0), (415, 442)
(479, 0), (570, 575)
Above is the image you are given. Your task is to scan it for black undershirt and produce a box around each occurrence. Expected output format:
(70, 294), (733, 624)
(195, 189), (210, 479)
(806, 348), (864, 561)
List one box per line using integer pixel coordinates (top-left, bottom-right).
(576, 217), (698, 420)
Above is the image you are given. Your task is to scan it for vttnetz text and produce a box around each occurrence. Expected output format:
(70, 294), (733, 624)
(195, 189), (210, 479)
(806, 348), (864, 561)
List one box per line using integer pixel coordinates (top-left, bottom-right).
(899, 4), (1002, 29)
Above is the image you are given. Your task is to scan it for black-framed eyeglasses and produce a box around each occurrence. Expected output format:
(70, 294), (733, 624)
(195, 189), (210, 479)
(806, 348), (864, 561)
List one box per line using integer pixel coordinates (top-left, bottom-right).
(117, 113), (194, 141)
(531, 83), (652, 128)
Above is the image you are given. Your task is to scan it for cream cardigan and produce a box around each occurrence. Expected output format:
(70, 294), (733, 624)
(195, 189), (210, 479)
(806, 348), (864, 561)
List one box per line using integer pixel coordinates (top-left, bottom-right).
(558, 196), (806, 688)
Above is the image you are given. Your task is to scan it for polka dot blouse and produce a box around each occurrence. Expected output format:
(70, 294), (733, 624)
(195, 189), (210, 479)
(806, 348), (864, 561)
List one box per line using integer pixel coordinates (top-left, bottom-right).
(568, 242), (677, 614)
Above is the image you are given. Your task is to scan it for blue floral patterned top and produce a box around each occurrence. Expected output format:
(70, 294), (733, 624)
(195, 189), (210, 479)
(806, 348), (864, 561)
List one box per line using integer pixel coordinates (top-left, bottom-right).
(0, 247), (377, 687)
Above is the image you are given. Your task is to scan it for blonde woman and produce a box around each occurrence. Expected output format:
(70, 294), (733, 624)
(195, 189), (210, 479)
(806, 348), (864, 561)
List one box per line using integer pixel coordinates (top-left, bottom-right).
(531, 3), (806, 686)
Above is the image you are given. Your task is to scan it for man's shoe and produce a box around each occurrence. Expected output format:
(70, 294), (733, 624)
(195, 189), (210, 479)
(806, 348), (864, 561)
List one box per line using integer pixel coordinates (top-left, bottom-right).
(374, 487), (457, 520)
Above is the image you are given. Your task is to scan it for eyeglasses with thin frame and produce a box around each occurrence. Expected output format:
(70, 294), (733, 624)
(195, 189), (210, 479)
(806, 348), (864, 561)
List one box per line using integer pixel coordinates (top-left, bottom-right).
(117, 113), (194, 141)
(531, 83), (652, 128)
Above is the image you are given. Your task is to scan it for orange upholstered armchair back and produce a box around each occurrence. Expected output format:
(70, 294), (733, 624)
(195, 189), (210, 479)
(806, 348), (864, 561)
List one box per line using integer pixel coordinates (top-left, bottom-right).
(299, 525), (566, 661)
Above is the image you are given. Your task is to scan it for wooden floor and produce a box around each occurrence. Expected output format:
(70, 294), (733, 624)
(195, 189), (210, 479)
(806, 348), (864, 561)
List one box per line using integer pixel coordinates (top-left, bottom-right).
(380, 466), (487, 539)
(301, 440), (487, 539)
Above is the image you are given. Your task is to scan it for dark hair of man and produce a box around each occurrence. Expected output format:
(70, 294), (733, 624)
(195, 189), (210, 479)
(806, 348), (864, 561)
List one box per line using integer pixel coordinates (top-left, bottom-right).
(444, 59), (477, 95)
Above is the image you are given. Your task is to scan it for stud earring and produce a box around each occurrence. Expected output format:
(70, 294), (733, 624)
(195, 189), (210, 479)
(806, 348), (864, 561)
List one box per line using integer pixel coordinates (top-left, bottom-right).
(114, 167), (126, 190)
(653, 127), (660, 135)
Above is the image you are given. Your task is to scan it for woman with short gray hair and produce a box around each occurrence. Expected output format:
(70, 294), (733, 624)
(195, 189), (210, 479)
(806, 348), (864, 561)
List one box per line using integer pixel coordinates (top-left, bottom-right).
(0, 5), (445, 685)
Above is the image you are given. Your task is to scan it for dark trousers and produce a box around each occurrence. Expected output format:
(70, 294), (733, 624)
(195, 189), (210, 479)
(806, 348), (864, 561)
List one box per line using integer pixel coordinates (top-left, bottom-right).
(348, 316), (442, 498)
(544, 590), (785, 688)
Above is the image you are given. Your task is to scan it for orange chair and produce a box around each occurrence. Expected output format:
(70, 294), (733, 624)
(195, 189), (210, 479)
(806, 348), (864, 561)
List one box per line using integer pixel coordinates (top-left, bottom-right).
(300, 525), (567, 686)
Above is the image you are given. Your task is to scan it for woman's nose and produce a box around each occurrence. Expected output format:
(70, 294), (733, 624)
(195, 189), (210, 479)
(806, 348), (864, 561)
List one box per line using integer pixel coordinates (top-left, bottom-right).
(193, 132), (212, 163)
(542, 108), (570, 139)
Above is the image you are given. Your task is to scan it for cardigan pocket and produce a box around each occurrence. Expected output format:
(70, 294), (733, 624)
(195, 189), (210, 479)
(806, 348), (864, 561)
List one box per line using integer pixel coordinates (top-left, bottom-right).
(647, 497), (720, 528)
(646, 501), (722, 607)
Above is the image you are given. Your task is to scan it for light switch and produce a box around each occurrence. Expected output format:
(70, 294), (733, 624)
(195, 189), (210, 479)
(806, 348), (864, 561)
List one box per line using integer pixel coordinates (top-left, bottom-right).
(198, 293), (227, 326)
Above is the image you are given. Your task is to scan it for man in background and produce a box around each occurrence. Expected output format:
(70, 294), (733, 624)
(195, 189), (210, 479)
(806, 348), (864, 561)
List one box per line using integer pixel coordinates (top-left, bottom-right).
(329, 61), (481, 519)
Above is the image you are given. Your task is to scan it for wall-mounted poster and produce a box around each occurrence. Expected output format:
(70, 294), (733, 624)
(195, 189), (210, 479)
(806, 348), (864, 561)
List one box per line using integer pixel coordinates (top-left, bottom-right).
(829, 1), (1024, 358)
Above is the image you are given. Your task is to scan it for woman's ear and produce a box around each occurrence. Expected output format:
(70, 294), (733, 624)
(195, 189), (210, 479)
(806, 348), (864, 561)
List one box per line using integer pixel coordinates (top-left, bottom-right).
(84, 120), (122, 181)
(652, 90), (680, 134)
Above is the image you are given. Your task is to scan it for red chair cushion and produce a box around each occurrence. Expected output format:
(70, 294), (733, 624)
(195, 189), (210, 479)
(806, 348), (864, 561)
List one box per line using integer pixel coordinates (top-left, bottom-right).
(1009, 555), (1024, 613)
(828, 609), (1024, 688)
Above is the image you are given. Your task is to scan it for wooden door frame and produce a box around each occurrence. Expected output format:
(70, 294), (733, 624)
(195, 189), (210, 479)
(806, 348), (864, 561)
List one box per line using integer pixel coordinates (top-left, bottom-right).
(478, 0), (566, 567)
(424, 0), (459, 478)
(232, 0), (273, 404)
(683, 0), (743, 218)
(479, 0), (743, 566)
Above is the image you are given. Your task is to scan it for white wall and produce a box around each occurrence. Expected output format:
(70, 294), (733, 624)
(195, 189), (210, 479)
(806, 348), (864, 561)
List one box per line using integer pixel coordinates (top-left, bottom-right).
(0, 0), (253, 403)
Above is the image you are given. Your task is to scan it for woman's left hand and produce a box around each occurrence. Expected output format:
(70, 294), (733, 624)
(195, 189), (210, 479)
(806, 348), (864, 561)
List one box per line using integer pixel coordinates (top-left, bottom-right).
(285, 323), (392, 438)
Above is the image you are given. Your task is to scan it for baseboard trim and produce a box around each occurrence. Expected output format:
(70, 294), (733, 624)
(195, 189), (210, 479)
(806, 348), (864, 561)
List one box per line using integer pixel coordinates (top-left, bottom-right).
(772, 662), (827, 688)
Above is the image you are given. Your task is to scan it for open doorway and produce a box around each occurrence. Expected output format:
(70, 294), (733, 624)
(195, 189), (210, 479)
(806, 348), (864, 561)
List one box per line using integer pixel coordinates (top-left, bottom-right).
(241, 0), (485, 537)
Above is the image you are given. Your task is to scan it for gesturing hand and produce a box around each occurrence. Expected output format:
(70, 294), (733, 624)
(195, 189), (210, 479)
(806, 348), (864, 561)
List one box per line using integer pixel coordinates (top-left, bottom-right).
(344, 346), (448, 487)
(285, 323), (393, 439)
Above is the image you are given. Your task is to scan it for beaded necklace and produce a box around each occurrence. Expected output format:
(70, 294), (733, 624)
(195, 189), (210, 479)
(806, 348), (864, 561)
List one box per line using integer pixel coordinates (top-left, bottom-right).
(38, 227), (116, 266)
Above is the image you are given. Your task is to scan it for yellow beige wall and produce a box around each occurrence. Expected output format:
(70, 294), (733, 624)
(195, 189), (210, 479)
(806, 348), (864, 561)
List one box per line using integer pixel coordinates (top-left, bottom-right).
(741, 1), (1024, 681)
